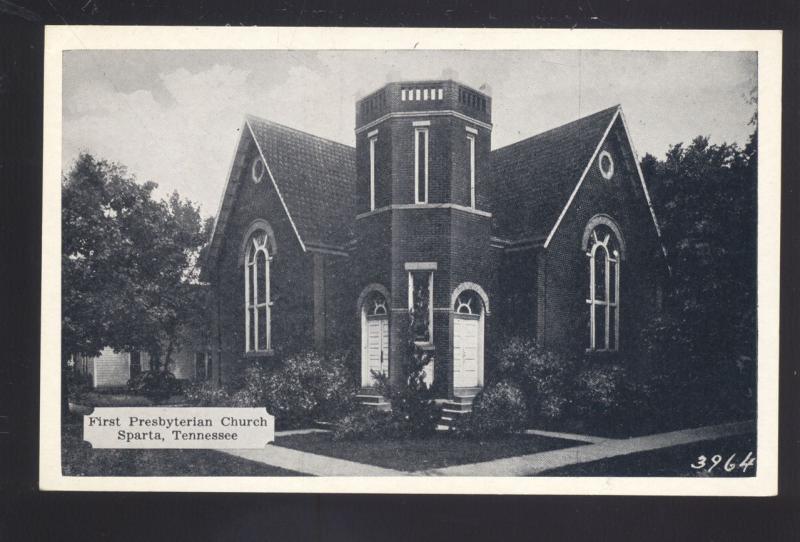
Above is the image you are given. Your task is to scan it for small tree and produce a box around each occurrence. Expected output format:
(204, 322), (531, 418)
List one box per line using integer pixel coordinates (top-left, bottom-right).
(372, 313), (441, 438)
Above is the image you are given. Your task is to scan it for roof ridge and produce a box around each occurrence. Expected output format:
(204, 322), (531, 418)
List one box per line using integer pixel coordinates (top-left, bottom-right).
(245, 113), (355, 150)
(493, 104), (620, 154)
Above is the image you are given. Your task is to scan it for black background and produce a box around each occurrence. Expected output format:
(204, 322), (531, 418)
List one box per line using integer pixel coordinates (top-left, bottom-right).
(1, 1), (798, 540)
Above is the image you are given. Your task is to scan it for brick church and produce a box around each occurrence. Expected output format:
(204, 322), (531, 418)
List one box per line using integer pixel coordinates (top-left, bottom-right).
(199, 78), (668, 401)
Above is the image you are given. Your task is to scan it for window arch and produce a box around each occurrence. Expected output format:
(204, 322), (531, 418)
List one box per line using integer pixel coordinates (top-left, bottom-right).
(243, 222), (276, 353)
(584, 217), (623, 352)
(454, 291), (482, 315)
(450, 281), (491, 315)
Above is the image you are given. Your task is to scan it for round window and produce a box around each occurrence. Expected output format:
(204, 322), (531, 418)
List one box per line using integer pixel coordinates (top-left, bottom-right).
(598, 150), (614, 180)
(251, 157), (265, 184)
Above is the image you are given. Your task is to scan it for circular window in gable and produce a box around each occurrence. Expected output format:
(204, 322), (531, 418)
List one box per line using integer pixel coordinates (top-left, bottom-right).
(598, 150), (614, 180)
(251, 157), (265, 184)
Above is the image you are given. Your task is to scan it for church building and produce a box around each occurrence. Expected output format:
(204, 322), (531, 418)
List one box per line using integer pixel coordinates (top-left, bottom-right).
(200, 78), (668, 403)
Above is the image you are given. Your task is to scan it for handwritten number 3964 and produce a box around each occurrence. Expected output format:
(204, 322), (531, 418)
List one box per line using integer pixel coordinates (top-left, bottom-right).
(691, 452), (755, 473)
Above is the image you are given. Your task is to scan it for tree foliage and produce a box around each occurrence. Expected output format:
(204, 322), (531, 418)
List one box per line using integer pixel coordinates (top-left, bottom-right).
(62, 153), (210, 370)
(641, 131), (757, 365)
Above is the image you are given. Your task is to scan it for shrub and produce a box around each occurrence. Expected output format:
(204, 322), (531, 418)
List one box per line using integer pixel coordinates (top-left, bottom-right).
(127, 370), (182, 403)
(454, 381), (527, 438)
(65, 368), (93, 401)
(230, 351), (358, 429)
(332, 407), (392, 441)
(492, 337), (575, 422)
(183, 380), (232, 406)
(572, 364), (626, 419)
(639, 314), (756, 428)
(316, 350), (360, 420)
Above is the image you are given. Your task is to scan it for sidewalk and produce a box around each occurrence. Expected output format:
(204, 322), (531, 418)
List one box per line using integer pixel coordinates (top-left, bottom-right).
(220, 420), (754, 477)
(224, 428), (405, 476)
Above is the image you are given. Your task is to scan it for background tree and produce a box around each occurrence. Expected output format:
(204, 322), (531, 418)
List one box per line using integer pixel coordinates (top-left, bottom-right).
(62, 153), (209, 381)
(640, 128), (757, 418)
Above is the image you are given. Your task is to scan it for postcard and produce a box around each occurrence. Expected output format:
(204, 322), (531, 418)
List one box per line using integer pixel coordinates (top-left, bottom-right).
(40, 26), (781, 494)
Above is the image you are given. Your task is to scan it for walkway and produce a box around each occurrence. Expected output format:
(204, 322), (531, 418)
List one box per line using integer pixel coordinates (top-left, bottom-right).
(223, 428), (405, 476)
(220, 420), (754, 477)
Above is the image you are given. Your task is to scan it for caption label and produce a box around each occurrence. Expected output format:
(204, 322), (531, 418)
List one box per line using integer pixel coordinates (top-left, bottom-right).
(83, 407), (275, 449)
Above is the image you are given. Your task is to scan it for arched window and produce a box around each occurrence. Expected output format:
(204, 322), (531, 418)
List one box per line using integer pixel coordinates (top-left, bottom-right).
(586, 222), (621, 351)
(244, 229), (272, 353)
(367, 293), (388, 316)
(455, 291), (480, 315)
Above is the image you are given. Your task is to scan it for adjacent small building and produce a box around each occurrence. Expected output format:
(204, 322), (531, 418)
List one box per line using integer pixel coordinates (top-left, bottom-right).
(200, 78), (669, 402)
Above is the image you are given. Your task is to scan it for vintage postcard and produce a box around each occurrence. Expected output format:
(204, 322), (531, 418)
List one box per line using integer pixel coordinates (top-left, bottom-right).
(40, 27), (781, 494)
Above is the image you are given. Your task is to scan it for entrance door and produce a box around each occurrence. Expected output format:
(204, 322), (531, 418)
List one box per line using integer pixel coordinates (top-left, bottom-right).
(453, 315), (481, 388)
(363, 316), (389, 387)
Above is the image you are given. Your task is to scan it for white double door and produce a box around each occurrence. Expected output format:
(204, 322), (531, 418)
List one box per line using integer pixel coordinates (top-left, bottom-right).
(453, 315), (482, 388)
(362, 316), (389, 387)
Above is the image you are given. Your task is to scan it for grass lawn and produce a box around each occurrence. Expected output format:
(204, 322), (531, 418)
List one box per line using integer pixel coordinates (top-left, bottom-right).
(275, 431), (584, 472)
(62, 418), (305, 476)
(537, 433), (757, 477)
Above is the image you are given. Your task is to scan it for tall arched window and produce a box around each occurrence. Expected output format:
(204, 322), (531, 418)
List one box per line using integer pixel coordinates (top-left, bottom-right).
(244, 229), (272, 352)
(586, 222), (622, 351)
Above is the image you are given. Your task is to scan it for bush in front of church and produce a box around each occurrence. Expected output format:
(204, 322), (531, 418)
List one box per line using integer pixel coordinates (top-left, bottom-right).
(490, 337), (576, 423)
(183, 380), (233, 406)
(228, 350), (359, 429)
(452, 381), (527, 438)
(331, 407), (393, 441)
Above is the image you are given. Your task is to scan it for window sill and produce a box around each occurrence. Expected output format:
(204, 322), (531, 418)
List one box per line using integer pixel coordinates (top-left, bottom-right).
(414, 342), (435, 351)
(584, 349), (620, 357)
(243, 350), (276, 358)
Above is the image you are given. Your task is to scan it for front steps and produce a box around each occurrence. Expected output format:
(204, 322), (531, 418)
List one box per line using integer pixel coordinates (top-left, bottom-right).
(437, 389), (480, 430)
(356, 392), (391, 411)
(358, 388), (480, 428)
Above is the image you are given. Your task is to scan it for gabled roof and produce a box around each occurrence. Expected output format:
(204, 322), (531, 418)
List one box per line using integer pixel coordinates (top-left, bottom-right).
(491, 105), (621, 244)
(245, 116), (356, 249)
(203, 116), (355, 277)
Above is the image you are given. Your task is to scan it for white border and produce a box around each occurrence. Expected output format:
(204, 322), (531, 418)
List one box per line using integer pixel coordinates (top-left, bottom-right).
(41, 26), (781, 495)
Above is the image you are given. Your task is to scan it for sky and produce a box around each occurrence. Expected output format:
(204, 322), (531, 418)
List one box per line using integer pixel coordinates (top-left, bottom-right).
(62, 50), (757, 219)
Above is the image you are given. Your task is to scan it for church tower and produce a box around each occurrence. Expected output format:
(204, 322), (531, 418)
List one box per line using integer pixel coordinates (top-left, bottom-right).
(352, 79), (495, 399)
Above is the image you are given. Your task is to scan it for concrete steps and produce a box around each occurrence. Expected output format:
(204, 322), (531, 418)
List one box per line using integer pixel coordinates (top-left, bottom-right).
(356, 389), (481, 427)
(436, 391), (479, 429)
(356, 393), (391, 411)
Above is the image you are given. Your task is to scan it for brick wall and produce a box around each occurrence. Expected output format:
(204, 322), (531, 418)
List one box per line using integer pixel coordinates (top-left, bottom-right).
(496, 247), (539, 341)
(540, 119), (667, 355)
(210, 137), (315, 384)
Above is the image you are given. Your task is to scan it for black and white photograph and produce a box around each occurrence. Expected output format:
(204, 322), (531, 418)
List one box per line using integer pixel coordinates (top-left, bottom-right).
(38, 27), (781, 494)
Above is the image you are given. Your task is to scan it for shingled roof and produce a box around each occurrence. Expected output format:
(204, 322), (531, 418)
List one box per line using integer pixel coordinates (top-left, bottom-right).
(204, 116), (355, 274)
(246, 115), (356, 249)
(491, 105), (620, 244)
